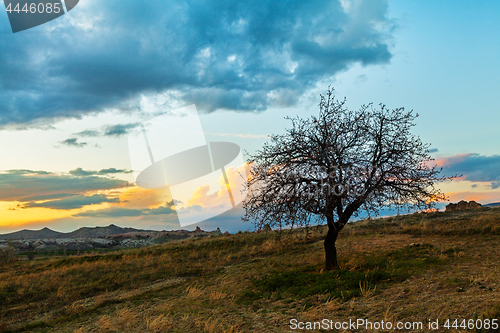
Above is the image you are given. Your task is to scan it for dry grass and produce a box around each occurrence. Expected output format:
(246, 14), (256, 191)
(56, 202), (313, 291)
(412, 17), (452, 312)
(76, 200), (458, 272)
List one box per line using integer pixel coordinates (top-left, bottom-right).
(359, 280), (377, 298)
(1, 208), (499, 332)
(186, 284), (204, 298)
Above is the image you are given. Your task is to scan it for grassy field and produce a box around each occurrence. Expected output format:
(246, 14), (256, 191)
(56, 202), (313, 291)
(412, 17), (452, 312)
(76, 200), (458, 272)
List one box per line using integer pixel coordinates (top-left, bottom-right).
(1, 208), (499, 332)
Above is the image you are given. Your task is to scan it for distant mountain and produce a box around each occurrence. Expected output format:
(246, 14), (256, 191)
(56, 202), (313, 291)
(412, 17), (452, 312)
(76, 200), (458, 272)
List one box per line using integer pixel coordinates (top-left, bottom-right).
(66, 224), (148, 238)
(484, 202), (500, 207)
(0, 225), (151, 240)
(0, 227), (64, 240)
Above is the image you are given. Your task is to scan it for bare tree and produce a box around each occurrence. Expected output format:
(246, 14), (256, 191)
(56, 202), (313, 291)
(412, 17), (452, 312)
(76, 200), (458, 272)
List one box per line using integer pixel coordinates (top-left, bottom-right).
(243, 87), (447, 270)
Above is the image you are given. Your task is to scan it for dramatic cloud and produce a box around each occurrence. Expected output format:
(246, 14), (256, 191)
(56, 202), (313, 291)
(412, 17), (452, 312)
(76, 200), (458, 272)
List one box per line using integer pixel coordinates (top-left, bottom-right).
(69, 168), (96, 177)
(22, 194), (120, 210)
(59, 138), (87, 148)
(0, 169), (131, 201)
(444, 191), (500, 205)
(74, 207), (146, 218)
(20, 193), (77, 202)
(72, 123), (142, 138)
(0, 0), (394, 126)
(74, 201), (176, 218)
(74, 130), (101, 137)
(69, 167), (132, 176)
(103, 123), (141, 137)
(185, 164), (248, 209)
(436, 153), (500, 189)
(98, 168), (133, 175)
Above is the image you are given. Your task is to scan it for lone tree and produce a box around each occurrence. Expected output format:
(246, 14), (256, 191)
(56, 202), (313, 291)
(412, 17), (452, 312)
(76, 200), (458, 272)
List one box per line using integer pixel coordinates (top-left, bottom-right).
(243, 87), (447, 270)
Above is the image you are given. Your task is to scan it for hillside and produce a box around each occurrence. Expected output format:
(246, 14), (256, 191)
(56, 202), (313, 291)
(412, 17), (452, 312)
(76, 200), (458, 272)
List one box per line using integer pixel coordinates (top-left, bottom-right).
(0, 225), (152, 240)
(65, 224), (149, 239)
(0, 227), (65, 240)
(1, 208), (499, 332)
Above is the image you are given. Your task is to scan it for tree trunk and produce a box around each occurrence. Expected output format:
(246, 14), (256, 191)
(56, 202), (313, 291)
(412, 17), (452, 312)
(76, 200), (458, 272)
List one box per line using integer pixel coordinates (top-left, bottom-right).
(324, 222), (339, 271)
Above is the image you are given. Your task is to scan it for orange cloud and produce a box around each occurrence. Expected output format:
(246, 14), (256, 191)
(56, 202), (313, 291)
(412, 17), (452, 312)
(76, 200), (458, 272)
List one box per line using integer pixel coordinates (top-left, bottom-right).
(187, 184), (228, 207)
(186, 164), (249, 209)
(444, 191), (500, 205)
(434, 153), (472, 167)
(113, 186), (172, 209)
(0, 201), (74, 228)
(0, 186), (170, 229)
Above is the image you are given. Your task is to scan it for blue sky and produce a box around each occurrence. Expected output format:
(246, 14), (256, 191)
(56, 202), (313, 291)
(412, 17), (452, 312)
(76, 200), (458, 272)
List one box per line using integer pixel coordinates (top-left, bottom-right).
(0, 0), (499, 233)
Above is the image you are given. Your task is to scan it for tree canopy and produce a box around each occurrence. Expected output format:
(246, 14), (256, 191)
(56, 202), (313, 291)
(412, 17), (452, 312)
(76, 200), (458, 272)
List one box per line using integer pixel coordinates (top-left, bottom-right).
(243, 87), (447, 270)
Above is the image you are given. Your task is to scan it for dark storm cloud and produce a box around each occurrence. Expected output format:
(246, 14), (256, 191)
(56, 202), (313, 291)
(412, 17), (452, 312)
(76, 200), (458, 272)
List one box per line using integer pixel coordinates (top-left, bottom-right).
(22, 194), (120, 210)
(0, 0), (394, 126)
(439, 154), (500, 189)
(0, 169), (131, 201)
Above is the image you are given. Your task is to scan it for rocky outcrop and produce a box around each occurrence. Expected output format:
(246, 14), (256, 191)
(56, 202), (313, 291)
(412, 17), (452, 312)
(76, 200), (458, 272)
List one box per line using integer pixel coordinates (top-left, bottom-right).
(0, 238), (120, 252)
(446, 200), (482, 212)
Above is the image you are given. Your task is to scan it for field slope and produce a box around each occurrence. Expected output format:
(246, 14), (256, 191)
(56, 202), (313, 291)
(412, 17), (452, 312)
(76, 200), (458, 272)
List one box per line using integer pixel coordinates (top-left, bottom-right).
(1, 208), (499, 332)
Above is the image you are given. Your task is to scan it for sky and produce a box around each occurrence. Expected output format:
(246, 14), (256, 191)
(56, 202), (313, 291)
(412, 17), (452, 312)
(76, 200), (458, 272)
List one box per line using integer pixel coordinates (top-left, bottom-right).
(0, 0), (499, 234)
